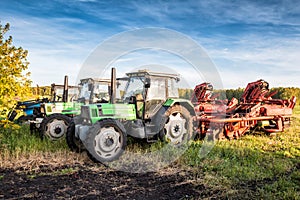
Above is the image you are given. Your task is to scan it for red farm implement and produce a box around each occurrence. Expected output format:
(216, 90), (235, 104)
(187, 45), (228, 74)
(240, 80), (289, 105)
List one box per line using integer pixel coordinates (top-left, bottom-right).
(192, 80), (296, 140)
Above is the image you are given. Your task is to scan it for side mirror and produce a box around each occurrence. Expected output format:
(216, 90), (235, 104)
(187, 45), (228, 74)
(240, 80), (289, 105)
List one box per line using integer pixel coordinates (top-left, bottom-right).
(145, 78), (151, 88)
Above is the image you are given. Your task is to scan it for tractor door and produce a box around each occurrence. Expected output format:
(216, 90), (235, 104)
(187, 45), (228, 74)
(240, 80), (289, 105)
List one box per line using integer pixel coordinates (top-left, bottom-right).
(123, 76), (146, 119)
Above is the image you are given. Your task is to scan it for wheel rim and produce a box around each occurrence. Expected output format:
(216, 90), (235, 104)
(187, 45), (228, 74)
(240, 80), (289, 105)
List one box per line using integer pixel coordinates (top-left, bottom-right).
(94, 126), (122, 159)
(164, 112), (187, 144)
(45, 119), (67, 139)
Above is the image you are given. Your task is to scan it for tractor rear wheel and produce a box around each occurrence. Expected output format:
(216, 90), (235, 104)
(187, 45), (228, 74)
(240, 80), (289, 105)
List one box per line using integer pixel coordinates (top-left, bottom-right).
(66, 120), (85, 152)
(40, 114), (71, 140)
(160, 104), (193, 145)
(85, 119), (126, 163)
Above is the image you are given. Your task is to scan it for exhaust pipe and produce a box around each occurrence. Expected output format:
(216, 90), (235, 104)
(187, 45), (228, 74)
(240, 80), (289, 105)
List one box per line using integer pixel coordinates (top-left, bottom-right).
(110, 67), (116, 104)
(63, 75), (68, 103)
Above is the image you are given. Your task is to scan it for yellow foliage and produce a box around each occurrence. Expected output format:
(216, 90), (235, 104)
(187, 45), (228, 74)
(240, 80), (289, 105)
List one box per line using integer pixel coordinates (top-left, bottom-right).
(0, 119), (20, 129)
(0, 22), (32, 118)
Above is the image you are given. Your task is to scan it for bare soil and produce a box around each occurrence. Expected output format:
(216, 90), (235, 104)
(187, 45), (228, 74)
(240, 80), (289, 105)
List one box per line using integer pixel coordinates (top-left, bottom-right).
(0, 163), (211, 200)
(0, 152), (267, 200)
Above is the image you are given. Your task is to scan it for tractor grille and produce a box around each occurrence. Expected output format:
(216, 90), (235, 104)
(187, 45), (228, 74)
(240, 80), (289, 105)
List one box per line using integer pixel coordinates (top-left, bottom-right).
(91, 108), (98, 117)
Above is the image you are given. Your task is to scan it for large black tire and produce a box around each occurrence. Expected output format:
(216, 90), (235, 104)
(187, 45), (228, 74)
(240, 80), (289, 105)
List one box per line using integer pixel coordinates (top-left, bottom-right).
(40, 114), (71, 140)
(66, 120), (85, 152)
(160, 104), (193, 145)
(84, 119), (126, 163)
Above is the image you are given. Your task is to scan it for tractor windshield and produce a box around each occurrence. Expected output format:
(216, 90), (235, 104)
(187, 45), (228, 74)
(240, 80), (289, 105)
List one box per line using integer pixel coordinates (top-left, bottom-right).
(79, 82), (91, 100)
(116, 78), (128, 102)
(79, 81), (110, 103)
(93, 83), (109, 103)
(123, 77), (145, 100)
(52, 85), (79, 102)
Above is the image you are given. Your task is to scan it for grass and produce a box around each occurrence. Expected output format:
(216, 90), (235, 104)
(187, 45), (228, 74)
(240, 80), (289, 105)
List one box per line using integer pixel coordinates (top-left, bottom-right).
(0, 125), (86, 170)
(0, 106), (299, 199)
(0, 125), (67, 155)
(179, 106), (300, 199)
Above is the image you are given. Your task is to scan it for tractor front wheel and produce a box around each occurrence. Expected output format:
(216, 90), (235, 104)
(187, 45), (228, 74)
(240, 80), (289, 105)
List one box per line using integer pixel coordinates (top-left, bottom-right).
(85, 119), (126, 163)
(40, 114), (71, 140)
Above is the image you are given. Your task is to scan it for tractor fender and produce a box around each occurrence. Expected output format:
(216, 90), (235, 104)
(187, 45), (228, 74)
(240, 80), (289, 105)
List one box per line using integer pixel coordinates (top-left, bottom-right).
(163, 99), (196, 116)
(147, 99), (196, 135)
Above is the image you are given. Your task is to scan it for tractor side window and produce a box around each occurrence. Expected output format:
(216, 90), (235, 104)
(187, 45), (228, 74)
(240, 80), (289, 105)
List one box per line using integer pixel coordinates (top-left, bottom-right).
(168, 79), (179, 98)
(146, 78), (166, 100)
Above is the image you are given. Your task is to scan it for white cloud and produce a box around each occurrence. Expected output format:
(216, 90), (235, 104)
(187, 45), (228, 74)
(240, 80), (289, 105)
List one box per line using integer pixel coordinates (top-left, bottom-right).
(195, 0), (300, 26)
(1, 14), (109, 85)
(200, 34), (300, 88)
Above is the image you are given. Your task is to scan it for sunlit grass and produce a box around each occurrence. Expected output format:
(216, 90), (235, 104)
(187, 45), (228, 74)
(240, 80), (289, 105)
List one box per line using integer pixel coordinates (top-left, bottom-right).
(178, 105), (300, 199)
(0, 125), (68, 155)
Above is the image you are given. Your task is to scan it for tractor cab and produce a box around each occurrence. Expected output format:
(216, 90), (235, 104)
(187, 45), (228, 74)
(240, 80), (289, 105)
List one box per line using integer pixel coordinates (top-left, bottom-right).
(123, 70), (180, 119)
(78, 78), (111, 104)
(50, 84), (79, 103)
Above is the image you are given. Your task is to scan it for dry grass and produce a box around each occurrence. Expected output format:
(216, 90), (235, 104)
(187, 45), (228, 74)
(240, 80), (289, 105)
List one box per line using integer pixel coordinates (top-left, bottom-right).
(0, 150), (88, 172)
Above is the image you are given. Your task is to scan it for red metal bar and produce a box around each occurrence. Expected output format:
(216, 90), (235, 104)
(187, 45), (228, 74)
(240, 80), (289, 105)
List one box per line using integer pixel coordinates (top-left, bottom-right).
(195, 115), (292, 123)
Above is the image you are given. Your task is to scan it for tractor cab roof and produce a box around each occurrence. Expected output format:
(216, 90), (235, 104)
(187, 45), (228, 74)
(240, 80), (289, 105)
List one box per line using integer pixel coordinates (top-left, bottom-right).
(51, 84), (79, 89)
(79, 78), (111, 85)
(126, 69), (180, 81)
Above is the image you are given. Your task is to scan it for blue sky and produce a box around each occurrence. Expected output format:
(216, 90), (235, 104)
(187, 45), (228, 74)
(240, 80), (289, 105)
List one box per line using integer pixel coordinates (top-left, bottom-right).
(1, 0), (299, 88)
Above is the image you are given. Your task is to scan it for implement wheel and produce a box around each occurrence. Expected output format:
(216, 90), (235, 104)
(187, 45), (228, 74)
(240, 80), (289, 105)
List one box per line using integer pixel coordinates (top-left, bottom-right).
(85, 119), (126, 163)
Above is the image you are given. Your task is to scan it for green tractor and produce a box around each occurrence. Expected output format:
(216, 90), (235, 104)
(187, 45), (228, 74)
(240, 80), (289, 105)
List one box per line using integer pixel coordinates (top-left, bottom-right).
(67, 68), (195, 163)
(37, 76), (111, 140)
(6, 75), (80, 128)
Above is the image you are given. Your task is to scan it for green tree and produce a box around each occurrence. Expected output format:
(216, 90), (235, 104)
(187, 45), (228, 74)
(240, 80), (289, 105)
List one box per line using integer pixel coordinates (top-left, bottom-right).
(0, 22), (32, 118)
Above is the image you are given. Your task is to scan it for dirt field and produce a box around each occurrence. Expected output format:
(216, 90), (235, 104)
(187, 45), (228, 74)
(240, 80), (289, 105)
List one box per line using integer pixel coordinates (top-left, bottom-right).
(1, 151), (298, 200)
(0, 163), (210, 200)
(1, 148), (296, 200)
